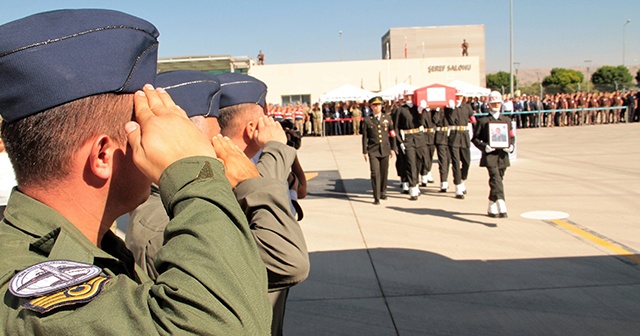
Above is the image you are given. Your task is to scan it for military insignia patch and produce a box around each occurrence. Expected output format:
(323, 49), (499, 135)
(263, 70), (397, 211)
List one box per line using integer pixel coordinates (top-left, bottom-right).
(23, 275), (110, 313)
(10, 260), (102, 298)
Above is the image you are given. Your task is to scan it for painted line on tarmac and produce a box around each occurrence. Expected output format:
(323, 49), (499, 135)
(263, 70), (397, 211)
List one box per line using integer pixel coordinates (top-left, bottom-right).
(547, 218), (640, 266)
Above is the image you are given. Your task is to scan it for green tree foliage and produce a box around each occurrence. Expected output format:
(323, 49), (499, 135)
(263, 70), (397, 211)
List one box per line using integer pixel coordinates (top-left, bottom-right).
(542, 68), (583, 86)
(591, 65), (633, 87)
(486, 71), (516, 92)
(541, 68), (584, 93)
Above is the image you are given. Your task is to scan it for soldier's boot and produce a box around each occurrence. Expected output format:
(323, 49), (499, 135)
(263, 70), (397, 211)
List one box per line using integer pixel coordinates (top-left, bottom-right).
(487, 201), (499, 218)
(409, 185), (420, 201)
(426, 171), (434, 183)
(420, 175), (428, 187)
(461, 180), (467, 194)
(455, 184), (465, 199)
(440, 181), (448, 193)
(401, 182), (409, 194)
(496, 199), (508, 218)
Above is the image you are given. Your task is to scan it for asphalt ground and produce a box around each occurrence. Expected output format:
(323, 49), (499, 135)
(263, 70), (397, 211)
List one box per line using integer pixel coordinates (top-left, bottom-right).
(285, 122), (640, 336)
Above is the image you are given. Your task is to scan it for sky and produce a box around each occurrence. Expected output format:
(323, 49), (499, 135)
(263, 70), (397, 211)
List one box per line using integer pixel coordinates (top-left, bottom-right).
(2, 0), (639, 73)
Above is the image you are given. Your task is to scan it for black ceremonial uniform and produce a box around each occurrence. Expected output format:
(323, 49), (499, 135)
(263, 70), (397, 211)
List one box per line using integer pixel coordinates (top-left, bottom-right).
(395, 102), (425, 199)
(390, 104), (408, 191)
(418, 108), (436, 184)
(472, 114), (515, 202)
(362, 112), (396, 203)
(431, 107), (450, 189)
(447, 103), (473, 187)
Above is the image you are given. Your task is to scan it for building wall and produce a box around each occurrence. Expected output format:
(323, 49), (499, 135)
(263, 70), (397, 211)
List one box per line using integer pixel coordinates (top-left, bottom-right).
(381, 25), (486, 85)
(249, 56), (481, 104)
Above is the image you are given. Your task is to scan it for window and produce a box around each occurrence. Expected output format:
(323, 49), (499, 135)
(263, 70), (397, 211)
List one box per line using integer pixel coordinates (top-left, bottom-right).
(281, 94), (311, 105)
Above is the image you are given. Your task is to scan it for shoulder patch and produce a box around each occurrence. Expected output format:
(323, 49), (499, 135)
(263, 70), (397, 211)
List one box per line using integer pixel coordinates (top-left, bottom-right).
(23, 275), (110, 313)
(10, 260), (102, 298)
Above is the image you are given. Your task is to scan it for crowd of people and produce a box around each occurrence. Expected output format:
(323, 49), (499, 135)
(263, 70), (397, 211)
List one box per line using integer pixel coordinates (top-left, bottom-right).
(282, 89), (639, 138)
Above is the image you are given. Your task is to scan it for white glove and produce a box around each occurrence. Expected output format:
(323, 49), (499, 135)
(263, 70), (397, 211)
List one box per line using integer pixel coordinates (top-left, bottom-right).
(400, 143), (406, 153)
(485, 145), (495, 153)
(448, 99), (455, 108)
(420, 100), (428, 110)
(503, 144), (514, 153)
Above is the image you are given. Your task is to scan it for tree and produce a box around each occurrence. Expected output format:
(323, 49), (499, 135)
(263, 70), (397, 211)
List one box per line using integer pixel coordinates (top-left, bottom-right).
(486, 71), (516, 93)
(591, 65), (633, 90)
(541, 68), (583, 93)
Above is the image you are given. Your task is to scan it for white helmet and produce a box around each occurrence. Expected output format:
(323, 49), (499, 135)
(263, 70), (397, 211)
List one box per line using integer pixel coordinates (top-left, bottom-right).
(488, 91), (502, 104)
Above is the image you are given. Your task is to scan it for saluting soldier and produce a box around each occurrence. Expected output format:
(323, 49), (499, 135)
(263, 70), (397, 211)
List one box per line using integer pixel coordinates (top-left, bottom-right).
(362, 96), (396, 204)
(472, 91), (516, 218)
(0, 9), (271, 334)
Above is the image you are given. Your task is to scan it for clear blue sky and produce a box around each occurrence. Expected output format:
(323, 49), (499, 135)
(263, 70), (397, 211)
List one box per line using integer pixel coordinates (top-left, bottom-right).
(2, 0), (639, 73)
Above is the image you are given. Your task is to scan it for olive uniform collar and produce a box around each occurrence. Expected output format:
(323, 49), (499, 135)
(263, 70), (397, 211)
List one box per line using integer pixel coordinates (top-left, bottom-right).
(3, 189), (138, 280)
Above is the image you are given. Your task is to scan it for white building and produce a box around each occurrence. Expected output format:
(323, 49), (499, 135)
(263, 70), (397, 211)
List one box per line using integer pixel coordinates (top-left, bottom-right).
(158, 24), (486, 105)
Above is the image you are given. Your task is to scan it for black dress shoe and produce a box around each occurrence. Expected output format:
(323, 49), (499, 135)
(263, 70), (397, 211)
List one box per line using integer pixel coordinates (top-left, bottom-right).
(380, 195), (387, 200)
(488, 213), (498, 218)
(499, 213), (508, 218)
(420, 182), (427, 187)
(455, 194), (465, 199)
(401, 190), (409, 194)
(373, 200), (380, 205)
(409, 196), (418, 201)
(439, 189), (447, 193)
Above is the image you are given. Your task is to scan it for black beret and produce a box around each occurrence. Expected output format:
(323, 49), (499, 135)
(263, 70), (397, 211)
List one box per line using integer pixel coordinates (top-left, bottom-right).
(157, 71), (221, 118)
(217, 73), (267, 109)
(368, 96), (384, 105)
(0, 9), (159, 122)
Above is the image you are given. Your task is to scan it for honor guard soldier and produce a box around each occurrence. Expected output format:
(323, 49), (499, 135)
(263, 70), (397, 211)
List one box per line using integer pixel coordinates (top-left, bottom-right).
(0, 9), (270, 334)
(390, 95), (409, 194)
(430, 103), (451, 192)
(362, 96), (396, 204)
(472, 91), (516, 218)
(446, 91), (474, 199)
(418, 100), (436, 187)
(394, 91), (424, 200)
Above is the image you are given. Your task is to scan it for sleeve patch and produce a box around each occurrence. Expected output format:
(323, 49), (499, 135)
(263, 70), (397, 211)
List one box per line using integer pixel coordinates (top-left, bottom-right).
(22, 275), (110, 314)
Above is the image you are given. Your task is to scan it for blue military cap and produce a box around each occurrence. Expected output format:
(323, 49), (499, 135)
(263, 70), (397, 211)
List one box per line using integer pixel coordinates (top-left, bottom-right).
(217, 73), (267, 109)
(157, 71), (221, 118)
(0, 9), (159, 123)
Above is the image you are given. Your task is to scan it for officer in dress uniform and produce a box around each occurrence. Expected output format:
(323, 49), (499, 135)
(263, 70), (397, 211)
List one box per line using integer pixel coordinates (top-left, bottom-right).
(447, 91), (474, 199)
(362, 96), (396, 204)
(472, 91), (516, 218)
(394, 91), (424, 200)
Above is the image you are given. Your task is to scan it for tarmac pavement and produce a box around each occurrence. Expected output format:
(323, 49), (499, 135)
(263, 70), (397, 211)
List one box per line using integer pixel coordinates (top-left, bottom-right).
(286, 123), (640, 336)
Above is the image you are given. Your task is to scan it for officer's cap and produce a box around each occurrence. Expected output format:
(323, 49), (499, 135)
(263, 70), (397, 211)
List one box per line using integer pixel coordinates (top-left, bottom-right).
(368, 96), (384, 105)
(217, 73), (267, 109)
(157, 71), (221, 118)
(0, 9), (159, 123)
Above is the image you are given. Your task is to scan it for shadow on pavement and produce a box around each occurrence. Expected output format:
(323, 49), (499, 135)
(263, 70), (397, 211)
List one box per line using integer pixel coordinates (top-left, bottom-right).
(285, 248), (640, 336)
